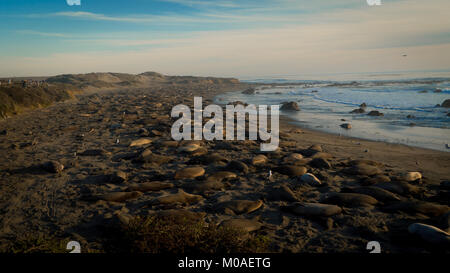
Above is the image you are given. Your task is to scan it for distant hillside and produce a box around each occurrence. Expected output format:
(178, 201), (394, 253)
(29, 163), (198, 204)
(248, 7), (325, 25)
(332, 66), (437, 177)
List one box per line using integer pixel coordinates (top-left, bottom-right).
(46, 72), (240, 91)
(0, 72), (240, 119)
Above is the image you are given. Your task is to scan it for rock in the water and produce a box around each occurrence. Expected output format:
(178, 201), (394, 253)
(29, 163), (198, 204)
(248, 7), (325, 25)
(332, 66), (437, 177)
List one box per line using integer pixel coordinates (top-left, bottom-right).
(267, 185), (298, 202)
(300, 173), (321, 186)
(129, 138), (152, 147)
(150, 189), (204, 205)
(360, 103), (367, 108)
(127, 182), (173, 192)
(242, 87), (256, 95)
(274, 165), (307, 177)
(350, 108), (365, 114)
(280, 101), (300, 111)
(340, 123), (352, 129)
(344, 164), (382, 176)
(174, 167), (205, 179)
(98, 191), (142, 202)
(284, 202), (342, 217)
(226, 160), (249, 174)
(42, 161), (64, 173)
(408, 223), (450, 245)
(216, 200), (263, 215)
(367, 110), (384, 116)
(251, 155), (268, 165)
(220, 219), (262, 232)
(323, 193), (378, 207)
(402, 172), (422, 182)
(441, 99), (450, 108)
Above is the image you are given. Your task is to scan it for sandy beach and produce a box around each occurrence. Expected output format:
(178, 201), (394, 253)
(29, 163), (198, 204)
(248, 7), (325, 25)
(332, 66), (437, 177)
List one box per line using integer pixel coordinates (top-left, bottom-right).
(0, 75), (449, 253)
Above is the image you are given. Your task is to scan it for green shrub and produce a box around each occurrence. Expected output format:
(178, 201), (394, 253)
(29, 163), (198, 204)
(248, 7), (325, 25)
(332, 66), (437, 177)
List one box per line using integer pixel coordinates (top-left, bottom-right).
(3, 234), (70, 254)
(0, 85), (72, 118)
(105, 215), (270, 253)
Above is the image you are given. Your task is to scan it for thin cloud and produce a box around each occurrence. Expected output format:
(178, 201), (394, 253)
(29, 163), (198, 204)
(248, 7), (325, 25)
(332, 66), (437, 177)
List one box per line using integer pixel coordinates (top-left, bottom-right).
(158, 0), (240, 8)
(47, 11), (236, 24)
(16, 30), (71, 38)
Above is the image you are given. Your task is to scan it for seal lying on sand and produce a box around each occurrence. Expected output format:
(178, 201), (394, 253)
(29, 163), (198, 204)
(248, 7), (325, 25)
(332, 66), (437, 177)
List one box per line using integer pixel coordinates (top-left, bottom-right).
(323, 192), (378, 207)
(149, 189), (204, 205)
(283, 202), (342, 217)
(215, 200), (263, 215)
(383, 201), (450, 217)
(408, 223), (450, 245)
(127, 182), (174, 192)
(97, 191), (143, 202)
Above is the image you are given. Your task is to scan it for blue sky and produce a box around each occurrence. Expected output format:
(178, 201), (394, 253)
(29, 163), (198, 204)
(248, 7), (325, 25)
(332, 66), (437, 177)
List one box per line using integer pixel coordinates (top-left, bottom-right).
(1, 0), (449, 77)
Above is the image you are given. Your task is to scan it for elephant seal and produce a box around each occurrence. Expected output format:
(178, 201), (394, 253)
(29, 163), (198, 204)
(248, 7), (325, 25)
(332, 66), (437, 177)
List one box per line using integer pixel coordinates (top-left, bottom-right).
(127, 182), (174, 192)
(267, 185), (298, 202)
(215, 200), (263, 215)
(98, 191), (143, 202)
(129, 138), (152, 147)
(408, 223), (450, 245)
(283, 202), (342, 217)
(206, 171), (237, 182)
(182, 180), (225, 193)
(383, 201), (450, 217)
(149, 189), (204, 205)
(323, 192), (378, 207)
(342, 186), (401, 203)
(174, 167), (205, 179)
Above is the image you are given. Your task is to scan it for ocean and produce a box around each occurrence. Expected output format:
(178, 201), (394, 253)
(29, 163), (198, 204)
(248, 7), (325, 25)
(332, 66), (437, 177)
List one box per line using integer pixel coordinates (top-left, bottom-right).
(214, 71), (450, 152)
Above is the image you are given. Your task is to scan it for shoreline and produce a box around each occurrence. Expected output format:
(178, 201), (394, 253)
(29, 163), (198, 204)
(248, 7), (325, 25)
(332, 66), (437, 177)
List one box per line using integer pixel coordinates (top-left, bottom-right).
(213, 85), (450, 152)
(212, 87), (450, 184)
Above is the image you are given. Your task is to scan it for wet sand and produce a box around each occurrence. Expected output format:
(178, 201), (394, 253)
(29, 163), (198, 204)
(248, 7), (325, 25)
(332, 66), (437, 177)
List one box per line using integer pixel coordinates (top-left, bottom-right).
(0, 81), (449, 253)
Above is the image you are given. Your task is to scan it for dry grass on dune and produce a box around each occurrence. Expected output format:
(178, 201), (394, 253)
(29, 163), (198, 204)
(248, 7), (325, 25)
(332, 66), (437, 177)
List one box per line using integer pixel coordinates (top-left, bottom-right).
(0, 85), (72, 118)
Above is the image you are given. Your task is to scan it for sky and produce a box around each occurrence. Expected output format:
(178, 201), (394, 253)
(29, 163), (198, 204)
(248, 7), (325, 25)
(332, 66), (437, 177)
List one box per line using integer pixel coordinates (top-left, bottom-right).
(0, 0), (449, 78)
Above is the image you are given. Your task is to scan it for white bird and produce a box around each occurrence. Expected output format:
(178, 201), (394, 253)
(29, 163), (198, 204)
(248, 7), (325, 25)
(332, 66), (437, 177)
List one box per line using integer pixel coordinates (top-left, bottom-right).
(268, 170), (274, 182)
